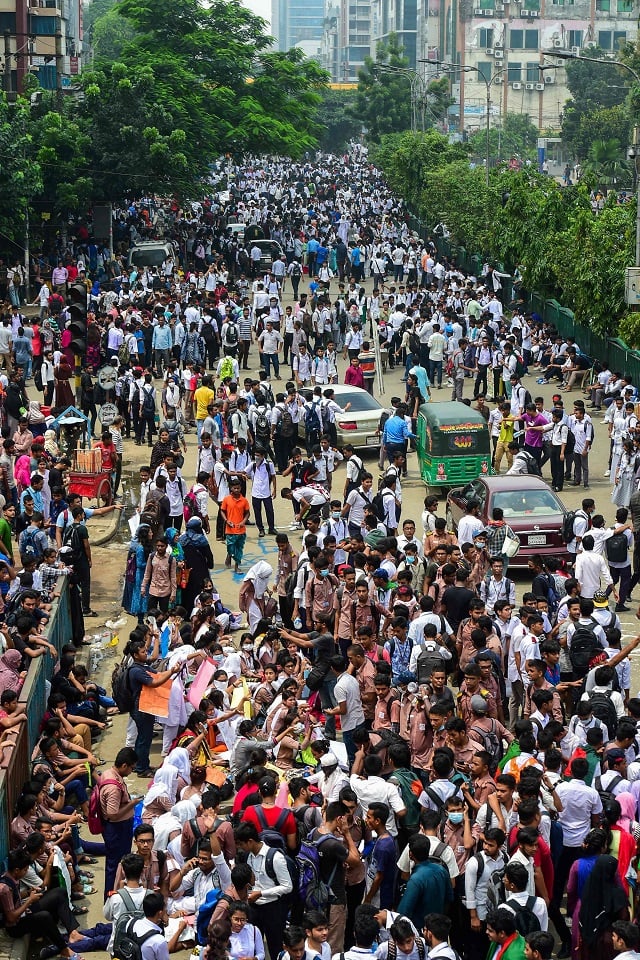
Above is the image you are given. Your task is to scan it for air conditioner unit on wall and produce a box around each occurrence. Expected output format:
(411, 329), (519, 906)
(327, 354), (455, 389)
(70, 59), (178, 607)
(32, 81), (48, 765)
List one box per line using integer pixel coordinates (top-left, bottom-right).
(535, 81), (544, 89)
(495, 39), (504, 46)
(544, 73), (555, 82)
(570, 44), (580, 53)
(585, 40), (596, 48)
(553, 37), (563, 47)
(486, 47), (495, 54)
(494, 48), (504, 57)
(512, 80), (522, 88)
(525, 81), (535, 88)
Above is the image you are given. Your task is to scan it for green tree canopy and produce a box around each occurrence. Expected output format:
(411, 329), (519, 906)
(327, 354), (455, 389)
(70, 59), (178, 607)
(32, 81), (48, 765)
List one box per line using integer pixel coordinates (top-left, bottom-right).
(468, 113), (539, 163)
(560, 48), (630, 159)
(317, 88), (362, 150)
(355, 34), (412, 141)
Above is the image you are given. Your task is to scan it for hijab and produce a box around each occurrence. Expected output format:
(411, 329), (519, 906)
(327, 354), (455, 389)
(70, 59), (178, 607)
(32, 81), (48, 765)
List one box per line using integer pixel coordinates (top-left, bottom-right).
(142, 763), (179, 809)
(164, 747), (191, 784)
(179, 517), (209, 549)
(409, 364), (430, 400)
(243, 561), (273, 599)
(578, 854), (628, 945)
(0, 650), (23, 693)
(616, 792), (637, 832)
(43, 430), (60, 458)
(152, 799), (196, 851)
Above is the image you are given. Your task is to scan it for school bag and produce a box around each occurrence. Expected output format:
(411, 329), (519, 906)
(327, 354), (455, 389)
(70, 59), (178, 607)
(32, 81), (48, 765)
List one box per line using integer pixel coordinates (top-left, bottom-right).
(305, 402), (322, 437)
(225, 323), (239, 347)
(277, 406), (296, 438)
(253, 807), (299, 899)
(112, 912), (157, 960)
(568, 620), (601, 678)
(562, 509), (587, 545)
(504, 895), (541, 936)
(141, 386), (156, 416)
(254, 407), (271, 442)
(111, 657), (136, 714)
(606, 533), (629, 564)
(87, 778), (124, 835)
(196, 888), (232, 945)
(19, 526), (43, 559)
(183, 488), (203, 523)
(389, 768), (422, 831)
(469, 719), (504, 775)
(219, 357), (235, 380)
(296, 829), (337, 911)
(371, 491), (387, 523)
(589, 691), (619, 738)
(415, 641), (446, 684)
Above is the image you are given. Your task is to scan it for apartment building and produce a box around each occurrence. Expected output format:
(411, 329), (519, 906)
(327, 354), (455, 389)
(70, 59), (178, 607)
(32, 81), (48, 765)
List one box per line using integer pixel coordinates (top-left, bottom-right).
(0, 0), (82, 95)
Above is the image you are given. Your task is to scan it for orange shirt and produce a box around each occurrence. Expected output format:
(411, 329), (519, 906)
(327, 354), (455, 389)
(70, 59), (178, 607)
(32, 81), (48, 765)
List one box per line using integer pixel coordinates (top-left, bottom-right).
(221, 494), (250, 534)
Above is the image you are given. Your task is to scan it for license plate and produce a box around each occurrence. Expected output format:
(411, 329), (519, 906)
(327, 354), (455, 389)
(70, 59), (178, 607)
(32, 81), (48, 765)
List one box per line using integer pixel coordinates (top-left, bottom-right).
(528, 534), (546, 545)
(366, 437), (378, 445)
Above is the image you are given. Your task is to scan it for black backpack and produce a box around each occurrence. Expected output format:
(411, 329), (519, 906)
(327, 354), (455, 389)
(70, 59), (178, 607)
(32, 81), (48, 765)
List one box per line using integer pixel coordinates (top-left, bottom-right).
(415, 642), (446, 684)
(112, 915), (157, 960)
(408, 332), (421, 355)
(112, 658), (135, 714)
(142, 385), (156, 416)
(569, 620), (601, 678)
(519, 451), (541, 476)
(371, 492), (387, 523)
(589, 691), (618, 737)
(606, 533), (629, 564)
(470, 720), (504, 775)
(254, 408), (271, 441)
(504, 896), (541, 936)
(562, 509), (587, 545)
(225, 322), (239, 346)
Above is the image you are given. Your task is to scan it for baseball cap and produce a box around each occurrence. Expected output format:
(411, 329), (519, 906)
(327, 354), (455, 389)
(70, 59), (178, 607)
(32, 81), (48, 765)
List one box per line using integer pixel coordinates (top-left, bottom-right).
(373, 569), (389, 581)
(470, 695), (489, 714)
(593, 591), (609, 608)
(607, 748), (626, 764)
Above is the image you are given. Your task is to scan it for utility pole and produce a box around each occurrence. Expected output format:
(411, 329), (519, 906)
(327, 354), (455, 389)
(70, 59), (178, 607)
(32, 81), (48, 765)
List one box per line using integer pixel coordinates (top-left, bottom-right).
(4, 31), (11, 96)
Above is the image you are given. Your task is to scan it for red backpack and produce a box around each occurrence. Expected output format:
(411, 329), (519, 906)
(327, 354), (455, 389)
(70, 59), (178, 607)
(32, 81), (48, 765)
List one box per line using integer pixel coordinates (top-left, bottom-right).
(87, 778), (123, 835)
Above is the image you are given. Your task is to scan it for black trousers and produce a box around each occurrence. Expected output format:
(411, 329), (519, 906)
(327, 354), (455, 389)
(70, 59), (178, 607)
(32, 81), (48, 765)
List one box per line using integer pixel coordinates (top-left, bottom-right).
(253, 496), (275, 533)
(345, 880), (366, 948)
(7, 888), (79, 950)
(550, 445), (565, 490)
(252, 900), (288, 960)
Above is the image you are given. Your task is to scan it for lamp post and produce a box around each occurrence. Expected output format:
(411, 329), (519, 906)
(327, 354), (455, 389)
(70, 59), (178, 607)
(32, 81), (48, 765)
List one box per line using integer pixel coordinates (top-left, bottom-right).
(424, 59), (505, 187)
(543, 48), (640, 267)
(374, 63), (432, 132)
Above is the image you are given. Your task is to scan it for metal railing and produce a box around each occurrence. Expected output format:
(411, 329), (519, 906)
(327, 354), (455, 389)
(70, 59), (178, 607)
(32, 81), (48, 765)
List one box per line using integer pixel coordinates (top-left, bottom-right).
(0, 577), (71, 863)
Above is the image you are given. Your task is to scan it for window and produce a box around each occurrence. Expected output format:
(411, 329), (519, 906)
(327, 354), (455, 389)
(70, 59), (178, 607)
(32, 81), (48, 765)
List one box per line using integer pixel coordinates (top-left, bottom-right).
(568, 29), (582, 46)
(479, 27), (493, 46)
(477, 60), (492, 82)
(507, 61), (522, 81)
(525, 0), (540, 8)
(36, 64), (56, 89)
(403, 0), (417, 29)
(614, 30), (627, 47)
(28, 15), (57, 34)
(596, 0), (611, 9)
(525, 29), (539, 48)
(618, 0), (633, 11)
(478, 0), (494, 9)
(526, 61), (539, 81)
(598, 29), (612, 47)
(510, 28), (523, 47)
(0, 13), (16, 30)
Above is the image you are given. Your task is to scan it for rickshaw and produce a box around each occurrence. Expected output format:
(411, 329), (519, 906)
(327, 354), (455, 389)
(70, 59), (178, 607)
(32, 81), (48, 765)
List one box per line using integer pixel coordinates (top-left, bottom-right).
(416, 402), (492, 492)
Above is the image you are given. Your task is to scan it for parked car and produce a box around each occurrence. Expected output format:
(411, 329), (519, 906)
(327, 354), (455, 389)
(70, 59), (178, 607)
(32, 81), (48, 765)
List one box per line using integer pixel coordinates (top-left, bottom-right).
(445, 475), (569, 569)
(127, 241), (175, 269)
(252, 239), (284, 273)
(298, 385), (384, 449)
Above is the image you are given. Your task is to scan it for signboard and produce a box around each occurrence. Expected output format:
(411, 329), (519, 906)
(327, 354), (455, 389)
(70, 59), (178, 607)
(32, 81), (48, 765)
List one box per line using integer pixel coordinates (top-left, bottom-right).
(99, 402), (118, 426)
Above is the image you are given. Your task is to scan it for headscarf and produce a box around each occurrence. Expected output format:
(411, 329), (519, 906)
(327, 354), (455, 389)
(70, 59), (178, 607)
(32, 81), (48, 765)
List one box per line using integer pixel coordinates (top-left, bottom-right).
(164, 747), (191, 784)
(409, 364), (430, 401)
(578, 854), (628, 945)
(243, 561), (273, 599)
(142, 763), (179, 809)
(171, 798), (197, 826)
(179, 517), (209, 549)
(151, 799), (197, 852)
(43, 430), (59, 458)
(616, 792), (636, 832)
(0, 650), (23, 693)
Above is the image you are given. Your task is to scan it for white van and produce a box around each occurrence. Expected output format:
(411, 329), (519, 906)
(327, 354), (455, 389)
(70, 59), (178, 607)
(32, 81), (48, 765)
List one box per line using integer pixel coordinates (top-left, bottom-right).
(127, 241), (175, 270)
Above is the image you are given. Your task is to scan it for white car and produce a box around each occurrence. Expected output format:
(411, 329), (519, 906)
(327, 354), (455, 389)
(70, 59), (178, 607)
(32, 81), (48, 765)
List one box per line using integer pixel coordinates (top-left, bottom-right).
(299, 385), (384, 449)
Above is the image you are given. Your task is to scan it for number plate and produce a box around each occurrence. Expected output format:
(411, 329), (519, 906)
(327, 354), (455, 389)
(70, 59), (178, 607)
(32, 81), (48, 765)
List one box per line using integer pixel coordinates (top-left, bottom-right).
(527, 534), (546, 545)
(366, 437), (378, 445)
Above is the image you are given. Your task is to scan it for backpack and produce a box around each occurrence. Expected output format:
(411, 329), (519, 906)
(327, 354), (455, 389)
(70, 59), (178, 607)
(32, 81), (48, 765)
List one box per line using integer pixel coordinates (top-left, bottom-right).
(62, 522), (84, 563)
(350, 599), (381, 633)
(371, 492), (387, 523)
(389, 940), (427, 960)
(562, 509), (586, 545)
(350, 455), (365, 485)
(389, 768), (422, 830)
(19, 526), (43, 559)
(87, 778), (123, 835)
(305, 402), (322, 437)
(118, 340), (130, 367)
(569, 620), (601, 678)
(196, 889), (232, 945)
(598, 772), (624, 805)
(589, 691), (619, 738)
(486, 865), (507, 908)
(505, 895), (541, 936)
(139, 496), (161, 531)
(112, 914), (157, 960)
(225, 323), (239, 346)
(255, 408), (271, 441)
(514, 356), (527, 378)
(470, 720), (504, 775)
(518, 451), (541, 476)
(112, 658), (136, 714)
(292, 803), (321, 844)
(278, 406), (296, 438)
(541, 572), (561, 617)
(141, 385), (156, 416)
(254, 805), (290, 852)
(415, 642), (446, 684)
(183, 489), (203, 523)
(296, 829), (337, 911)
(409, 332), (421, 355)
(606, 533), (629, 564)
(220, 357), (235, 381)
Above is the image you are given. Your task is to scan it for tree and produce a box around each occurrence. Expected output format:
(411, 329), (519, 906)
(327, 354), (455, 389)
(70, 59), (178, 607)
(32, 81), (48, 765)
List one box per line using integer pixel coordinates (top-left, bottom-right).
(563, 104), (630, 164)
(0, 93), (42, 242)
(91, 8), (136, 61)
(354, 34), (412, 141)
(582, 138), (632, 188)
(423, 161), (489, 251)
(32, 109), (92, 215)
(469, 113), (539, 163)
(561, 47), (629, 159)
(317, 88), (362, 150)
(372, 130), (469, 211)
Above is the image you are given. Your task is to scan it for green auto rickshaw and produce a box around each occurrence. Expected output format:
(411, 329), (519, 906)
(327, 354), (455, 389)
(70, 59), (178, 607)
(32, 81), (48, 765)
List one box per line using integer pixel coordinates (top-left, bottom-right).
(416, 402), (492, 491)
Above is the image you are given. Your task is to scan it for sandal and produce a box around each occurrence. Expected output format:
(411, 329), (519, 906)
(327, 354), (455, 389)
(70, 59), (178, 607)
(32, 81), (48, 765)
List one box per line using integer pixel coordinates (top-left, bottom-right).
(77, 856), (97, 865)
(81, 884), (96, 895)
(72, 905), (89, 915)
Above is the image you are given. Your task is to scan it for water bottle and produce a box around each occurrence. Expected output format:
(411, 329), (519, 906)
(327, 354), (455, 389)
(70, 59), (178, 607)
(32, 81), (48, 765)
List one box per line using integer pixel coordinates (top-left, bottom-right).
(293, 617), (302, 630)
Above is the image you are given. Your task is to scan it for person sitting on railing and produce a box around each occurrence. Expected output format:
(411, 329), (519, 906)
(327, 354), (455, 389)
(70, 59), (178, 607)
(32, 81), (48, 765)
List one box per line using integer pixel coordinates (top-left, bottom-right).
(0, 688), (27, 767)
(1, 613), (57, 667)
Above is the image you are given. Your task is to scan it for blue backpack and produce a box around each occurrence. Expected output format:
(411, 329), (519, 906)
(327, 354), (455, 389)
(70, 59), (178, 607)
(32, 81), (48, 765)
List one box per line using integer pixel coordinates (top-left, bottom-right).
(305, 402), (322, 436)
(196, 889), (232, 945)
(297, 829), (338, 911)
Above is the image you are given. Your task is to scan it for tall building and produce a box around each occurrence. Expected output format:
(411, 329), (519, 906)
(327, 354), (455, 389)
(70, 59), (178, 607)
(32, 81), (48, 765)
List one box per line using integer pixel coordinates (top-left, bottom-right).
(419, 0), (638, 133)
(0, 0), (83, 95)
(371, 0), (419, 67)
(321, 0), (372, 80)
(271, 0), (324, 57)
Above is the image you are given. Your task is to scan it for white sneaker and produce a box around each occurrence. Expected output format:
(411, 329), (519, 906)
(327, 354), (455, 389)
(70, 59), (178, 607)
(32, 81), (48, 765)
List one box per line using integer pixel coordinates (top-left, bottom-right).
(604, 470), (611, 477)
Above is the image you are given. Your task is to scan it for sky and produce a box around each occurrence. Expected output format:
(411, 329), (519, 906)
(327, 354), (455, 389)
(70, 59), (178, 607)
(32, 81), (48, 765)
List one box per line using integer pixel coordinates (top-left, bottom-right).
(244, 0), (271, 31)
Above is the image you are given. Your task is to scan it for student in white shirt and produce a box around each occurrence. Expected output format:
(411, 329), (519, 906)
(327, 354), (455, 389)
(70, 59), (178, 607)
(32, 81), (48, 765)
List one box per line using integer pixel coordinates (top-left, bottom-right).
(502, 861), (548, 931)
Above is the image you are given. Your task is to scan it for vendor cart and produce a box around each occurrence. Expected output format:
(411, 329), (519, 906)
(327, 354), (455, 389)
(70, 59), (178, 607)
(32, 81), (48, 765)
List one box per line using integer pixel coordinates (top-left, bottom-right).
(52, 406), (113, 506)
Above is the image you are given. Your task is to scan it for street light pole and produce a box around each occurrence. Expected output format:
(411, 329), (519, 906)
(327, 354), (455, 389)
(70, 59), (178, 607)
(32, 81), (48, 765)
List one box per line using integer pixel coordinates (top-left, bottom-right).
(425, 60), (504, 187)
(544, 49), (640, 266)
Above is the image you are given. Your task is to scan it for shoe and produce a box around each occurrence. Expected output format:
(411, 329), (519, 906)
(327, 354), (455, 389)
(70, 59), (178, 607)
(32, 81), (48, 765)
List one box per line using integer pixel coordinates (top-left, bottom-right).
(557, 945), (571, 959)
(616, 604), (630, 612)
(268, 528), (278, 535)
(604, 470), (610, 477)
(584, 484), (590, 489)
(572, 480), (580, 485)
(258, 530), (266, 537)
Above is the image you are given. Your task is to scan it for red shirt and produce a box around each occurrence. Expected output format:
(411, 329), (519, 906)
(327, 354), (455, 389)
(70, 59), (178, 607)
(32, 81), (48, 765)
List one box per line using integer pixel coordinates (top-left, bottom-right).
(241, 803), (296, 842)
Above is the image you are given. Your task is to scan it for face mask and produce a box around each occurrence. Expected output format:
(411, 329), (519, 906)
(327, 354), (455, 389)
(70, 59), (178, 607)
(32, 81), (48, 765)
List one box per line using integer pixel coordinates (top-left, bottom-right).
(213, 680), (228, 692)
(242, 645), (254, 652)
(405, 555), (415, 563)
(448, 812), (464, 825)
(332, 511), (341, 519)
(319, 569), (330, 578)
(211, 654), (224, 665)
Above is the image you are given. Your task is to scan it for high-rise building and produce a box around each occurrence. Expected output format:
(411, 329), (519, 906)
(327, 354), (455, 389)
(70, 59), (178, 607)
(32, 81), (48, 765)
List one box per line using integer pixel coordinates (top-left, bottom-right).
(1, 0), (83, 95)
(321, 0), (372, 80)
(371, 0), (419, 67)
(419, 0), (638, 132)
(271, 0), (324, 57)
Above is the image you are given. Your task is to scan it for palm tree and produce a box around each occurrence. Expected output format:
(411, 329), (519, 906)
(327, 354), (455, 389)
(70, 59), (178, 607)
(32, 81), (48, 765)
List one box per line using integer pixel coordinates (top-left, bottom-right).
(583, 138), (631, 188)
